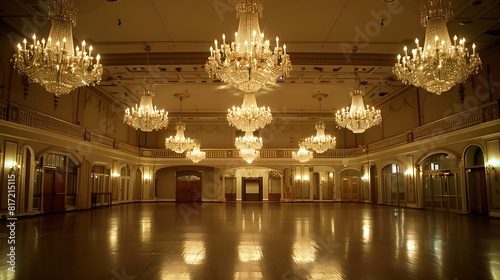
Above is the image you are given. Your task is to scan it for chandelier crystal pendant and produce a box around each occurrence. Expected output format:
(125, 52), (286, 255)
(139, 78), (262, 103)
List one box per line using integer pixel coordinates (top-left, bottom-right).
(393, 0), (481, 95)
(124, 46), (168, 132)
(12, 0), (102, 96)
(165, 94), (196, 153)
(302, 94), (336, 153)
(292, 143), (313, 163)
(205, 0), (292, 93)
(186, 142), (206, 164)
(227, 93), (272, 132)
(335, 69), (382, 133)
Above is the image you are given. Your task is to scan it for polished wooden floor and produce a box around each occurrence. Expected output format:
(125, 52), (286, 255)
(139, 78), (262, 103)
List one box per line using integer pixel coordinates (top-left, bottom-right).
(2, 202), (500, 279)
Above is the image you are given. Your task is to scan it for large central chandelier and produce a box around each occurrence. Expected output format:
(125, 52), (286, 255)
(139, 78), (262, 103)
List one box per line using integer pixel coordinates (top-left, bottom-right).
(335, 69), (382, 133)
(12, 0), (102, 96)
(165, 95), (196, 153)
(393, 0), (481, 95)
(302, 94), (336, 153)
(124, 46), (168, 132)
(227, 93), (272, 132)
(205, 0), (292, 93)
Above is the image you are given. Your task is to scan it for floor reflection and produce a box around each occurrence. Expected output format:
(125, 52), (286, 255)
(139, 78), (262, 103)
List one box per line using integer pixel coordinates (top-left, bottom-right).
(1, 203), (500, 279)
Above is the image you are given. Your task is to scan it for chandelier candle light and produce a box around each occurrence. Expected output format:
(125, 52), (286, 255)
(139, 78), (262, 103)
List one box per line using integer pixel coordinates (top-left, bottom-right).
(302, 94), (336, 154)
(393, 0), (481, 95)
(205, 0), (292, 93)
(12, 0), (102, 96)
(123, 46), (168, 132)
(186, 141), (206, 164)
(239, 148), (261, 164)
(235, 131), (263, 151)
(227, 92), (272, 132)
(165, 94), (197, 153)
(335, 68), (382, 133)
(292, 143), (313, 163)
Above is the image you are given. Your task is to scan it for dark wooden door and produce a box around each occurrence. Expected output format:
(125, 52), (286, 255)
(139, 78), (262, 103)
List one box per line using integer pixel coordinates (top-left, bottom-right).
(176, 172), (202, 202)
(43, 170), (66, 213)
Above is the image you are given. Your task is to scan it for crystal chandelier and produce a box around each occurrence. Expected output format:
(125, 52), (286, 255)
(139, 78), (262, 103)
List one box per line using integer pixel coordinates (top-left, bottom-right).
(165, 95), (196, 153)
(205, 0), (292, 93)
(186, 142), (206, 164)
(335, 69), (382, 133)
(165, 121), (196, 153)
(303, 121), (336, 153)
(227, 93), (272, 132)
(235, 131), (263, 151)
(292, 143), (313, 163)
(302, 94), (336, 153)
(393, 0), (481, 95)
(12, 0), (102, 96)
(124, 46), (168, 132)
(239, 148), (260, 164)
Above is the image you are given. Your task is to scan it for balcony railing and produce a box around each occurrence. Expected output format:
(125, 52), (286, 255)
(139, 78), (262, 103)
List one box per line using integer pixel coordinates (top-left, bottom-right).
(0, 99), (498, 159)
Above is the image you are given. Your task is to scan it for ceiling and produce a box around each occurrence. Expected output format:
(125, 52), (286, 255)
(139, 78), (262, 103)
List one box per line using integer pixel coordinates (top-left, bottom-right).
(1, 0), (499, 124)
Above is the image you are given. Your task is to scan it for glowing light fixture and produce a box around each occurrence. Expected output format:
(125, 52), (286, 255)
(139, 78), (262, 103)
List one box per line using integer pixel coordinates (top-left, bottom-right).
(393, 0), (481, 94)
(123, 46), (168, 132)
(206, 0), (291, 93)
(335, 68), (382, 133)
(12, 0), (102, 96)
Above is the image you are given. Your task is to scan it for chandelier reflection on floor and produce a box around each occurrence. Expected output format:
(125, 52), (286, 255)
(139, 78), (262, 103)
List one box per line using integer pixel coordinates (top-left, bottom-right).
(124, 46), (168, 132)
(165, 94), (196, 153)
(393, 0), (481, 95)
(302, 94), (336, 153)
(205, 0), (291, 93)
(12, 0), (102, 96)
(335, 68), (382, 133)
(227, 93), (272, 132)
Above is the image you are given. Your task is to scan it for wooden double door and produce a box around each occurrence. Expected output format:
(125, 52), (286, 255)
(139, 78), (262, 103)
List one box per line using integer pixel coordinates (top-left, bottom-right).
(176, 171), (202, 202)
(43, 170), (65, 213)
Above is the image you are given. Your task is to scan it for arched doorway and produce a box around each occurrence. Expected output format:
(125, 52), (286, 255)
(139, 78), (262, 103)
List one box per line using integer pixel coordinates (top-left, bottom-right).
(370, 164), (378, 203)
(464, 146), (488, 215)
(381, 164), (405, 206)
(20, 146), (35, 214)
(422, 153), (463, 212)
(340, 169), (360, 202)
(176, 171), (202, 203)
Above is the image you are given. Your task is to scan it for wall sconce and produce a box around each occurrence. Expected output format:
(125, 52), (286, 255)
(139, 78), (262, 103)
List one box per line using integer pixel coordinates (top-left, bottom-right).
(143, 174), (151, 183)
(10, 161), (20, 174)
(112, 172), (120, 178)
(486, 161), (498, 181)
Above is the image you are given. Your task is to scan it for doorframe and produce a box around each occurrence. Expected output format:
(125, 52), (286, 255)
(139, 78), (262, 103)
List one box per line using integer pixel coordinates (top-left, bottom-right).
(242, 177), (263, 201)
(176, 170), (203, 202)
